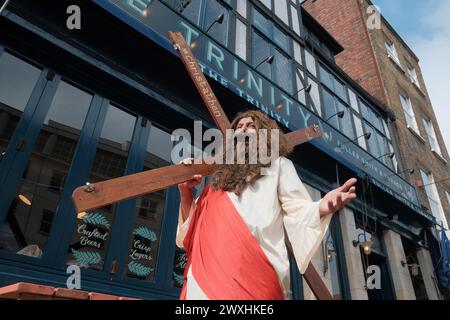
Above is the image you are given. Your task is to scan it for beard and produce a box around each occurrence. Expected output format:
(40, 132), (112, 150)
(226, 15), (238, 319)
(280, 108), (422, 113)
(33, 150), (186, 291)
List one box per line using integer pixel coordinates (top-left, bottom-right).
(210, 131), (275, 197)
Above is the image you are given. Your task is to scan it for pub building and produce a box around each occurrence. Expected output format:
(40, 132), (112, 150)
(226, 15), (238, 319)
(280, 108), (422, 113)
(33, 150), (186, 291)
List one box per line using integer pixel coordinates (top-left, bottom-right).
(0, 0), (442, 300)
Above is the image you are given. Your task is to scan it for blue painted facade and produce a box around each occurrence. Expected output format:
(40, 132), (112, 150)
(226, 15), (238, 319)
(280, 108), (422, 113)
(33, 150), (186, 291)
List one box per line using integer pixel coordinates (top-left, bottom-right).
(0, 0), (437, 300)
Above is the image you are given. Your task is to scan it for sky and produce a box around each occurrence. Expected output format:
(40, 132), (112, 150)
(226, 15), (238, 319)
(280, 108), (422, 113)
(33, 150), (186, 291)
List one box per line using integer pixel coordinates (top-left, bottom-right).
(372, 0), (450, 153)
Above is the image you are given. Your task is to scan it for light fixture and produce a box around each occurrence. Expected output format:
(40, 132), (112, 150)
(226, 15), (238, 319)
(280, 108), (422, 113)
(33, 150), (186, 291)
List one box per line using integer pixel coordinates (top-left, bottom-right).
(77, 212), (88, 220)
(205, 12), (225, 33)
(338, 132), (371, 148)
(363, 152), (395, 166)
(353, 233), (372, 255)
(254, 55), (274, 70)
(142, 2), (152, 16)
(326, 110), (345, 122)
(237, 55), (275, 85)
(386, 168), (415, 178)
(190, 13), (225, 49)
(275, 84), (312, 110)
(18, 194), (32, 206)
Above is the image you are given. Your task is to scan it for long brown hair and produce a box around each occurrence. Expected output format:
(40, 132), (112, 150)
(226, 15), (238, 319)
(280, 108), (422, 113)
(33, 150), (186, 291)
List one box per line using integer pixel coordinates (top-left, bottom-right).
(210, 110), (293, 196)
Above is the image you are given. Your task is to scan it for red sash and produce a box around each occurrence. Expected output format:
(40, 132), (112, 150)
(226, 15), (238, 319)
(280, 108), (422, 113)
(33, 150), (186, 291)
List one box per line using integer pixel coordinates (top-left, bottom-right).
(180, 185), (285, 300)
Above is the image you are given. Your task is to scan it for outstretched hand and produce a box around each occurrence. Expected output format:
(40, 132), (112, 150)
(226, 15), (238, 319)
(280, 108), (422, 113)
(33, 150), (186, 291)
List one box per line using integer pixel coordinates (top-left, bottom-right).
(319, 178), (358, 217)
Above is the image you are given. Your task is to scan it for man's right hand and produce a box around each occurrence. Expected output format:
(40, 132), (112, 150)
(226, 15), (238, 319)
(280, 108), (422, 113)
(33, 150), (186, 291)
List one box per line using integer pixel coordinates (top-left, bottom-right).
(178, 158), (203, 192)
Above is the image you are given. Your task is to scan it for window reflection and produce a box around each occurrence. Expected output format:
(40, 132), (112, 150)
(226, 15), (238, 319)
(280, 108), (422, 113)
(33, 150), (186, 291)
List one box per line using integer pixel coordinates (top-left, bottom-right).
(124, 125), (172, 281)
(67, 105), (136, 270)
(1, 80), (92, 257)
(0, 51), (41, 156)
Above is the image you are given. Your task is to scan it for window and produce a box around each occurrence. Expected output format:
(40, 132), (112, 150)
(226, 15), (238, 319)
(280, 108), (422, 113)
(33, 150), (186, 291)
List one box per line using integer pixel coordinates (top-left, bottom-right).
(407, 65), (420, 88)
(251, 30), (293, 93)
(359, 99), (384, 134)
(322, 89), (355, 140)
(385, 40), (402, 67)
(423, 119), (442, 156)
(251, 31), (271, 79)
(178, 0), (202, 25)
(48, 170), (66, 194)
(138, 198), (158, 219)
(204, 0), (230, 47)
(251, 7), (290, 55)
(319, 64), (348, 103)
(420, 170), (447, 228)
(399, 93), (419, 133)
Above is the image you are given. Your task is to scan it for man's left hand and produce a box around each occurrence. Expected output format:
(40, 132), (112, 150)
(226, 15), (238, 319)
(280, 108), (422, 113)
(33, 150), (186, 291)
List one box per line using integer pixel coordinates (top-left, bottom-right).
(319, 178), (358, 217)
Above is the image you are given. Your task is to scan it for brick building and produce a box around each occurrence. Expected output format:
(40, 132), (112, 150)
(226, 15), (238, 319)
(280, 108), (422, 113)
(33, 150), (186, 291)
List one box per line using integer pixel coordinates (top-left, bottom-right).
(303, 0), (450, 299)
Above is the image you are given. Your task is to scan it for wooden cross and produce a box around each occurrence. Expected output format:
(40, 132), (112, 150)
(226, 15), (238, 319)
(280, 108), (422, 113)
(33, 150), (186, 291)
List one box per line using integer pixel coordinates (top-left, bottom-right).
(72, 32), (333, 300)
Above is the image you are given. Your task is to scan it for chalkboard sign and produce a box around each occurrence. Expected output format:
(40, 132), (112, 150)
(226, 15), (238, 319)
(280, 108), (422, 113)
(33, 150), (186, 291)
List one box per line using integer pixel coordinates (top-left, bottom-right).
(125, 226), (157, 280)
(67, 212), (111, 270)
(173, 246), (187, 288)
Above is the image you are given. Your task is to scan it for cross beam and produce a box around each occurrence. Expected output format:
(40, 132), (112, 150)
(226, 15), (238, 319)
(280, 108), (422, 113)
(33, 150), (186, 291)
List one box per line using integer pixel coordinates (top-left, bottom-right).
(71, 31), (332, 300)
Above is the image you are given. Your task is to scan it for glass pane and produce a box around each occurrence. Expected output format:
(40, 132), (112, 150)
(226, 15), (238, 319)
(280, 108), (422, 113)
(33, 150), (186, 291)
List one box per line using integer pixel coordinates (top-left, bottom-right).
(252, 7), (270, 35)
(319, 64), (333, 90)
(205, 1), (229, 47)
(0, 52), (42, 156)
(338, 102), (355, 140)
(0, 81), (92, 257)
(333, 78), (348, 103)
(252, 32), (271, 79)
(66, 105), (136, 270)
(273, 26), (289, 53)
(274, 49), (292, 93)
(179, 0), (202, 26)
(325, 230), (343, 300)
(124, 126), (172, 282)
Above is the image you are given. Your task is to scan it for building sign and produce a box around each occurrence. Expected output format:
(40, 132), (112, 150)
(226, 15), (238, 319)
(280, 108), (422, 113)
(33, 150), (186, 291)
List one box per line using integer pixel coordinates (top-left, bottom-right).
(94, 0), (428, 217)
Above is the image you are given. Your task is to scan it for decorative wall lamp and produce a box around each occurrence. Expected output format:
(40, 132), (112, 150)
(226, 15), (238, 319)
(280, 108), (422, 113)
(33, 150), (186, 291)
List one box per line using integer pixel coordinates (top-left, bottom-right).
(353, 233), (372, 255)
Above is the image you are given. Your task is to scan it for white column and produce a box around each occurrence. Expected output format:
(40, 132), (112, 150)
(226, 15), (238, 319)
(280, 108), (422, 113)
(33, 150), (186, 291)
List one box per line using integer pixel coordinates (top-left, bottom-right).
(339, 207), (369, 300)
(416, 248), (441, 300)
(383, 229), (416, 300)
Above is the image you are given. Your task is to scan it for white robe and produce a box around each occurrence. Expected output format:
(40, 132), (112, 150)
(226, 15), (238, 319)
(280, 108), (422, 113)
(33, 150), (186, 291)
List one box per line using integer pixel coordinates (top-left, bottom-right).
(176, 156), (332, 300)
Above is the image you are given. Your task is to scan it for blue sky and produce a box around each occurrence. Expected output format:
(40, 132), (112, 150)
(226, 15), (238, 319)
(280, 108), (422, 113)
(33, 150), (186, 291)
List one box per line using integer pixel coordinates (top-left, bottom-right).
(371, 0), (450, 152)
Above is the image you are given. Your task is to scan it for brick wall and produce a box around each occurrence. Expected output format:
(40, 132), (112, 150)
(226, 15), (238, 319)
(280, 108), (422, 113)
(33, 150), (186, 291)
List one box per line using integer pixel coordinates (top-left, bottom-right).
(302, 0), (387, 104)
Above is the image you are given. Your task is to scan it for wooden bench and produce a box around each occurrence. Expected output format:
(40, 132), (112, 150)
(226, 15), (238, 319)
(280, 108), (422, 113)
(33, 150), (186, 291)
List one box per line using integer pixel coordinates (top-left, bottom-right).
(0, 283), (141, 300)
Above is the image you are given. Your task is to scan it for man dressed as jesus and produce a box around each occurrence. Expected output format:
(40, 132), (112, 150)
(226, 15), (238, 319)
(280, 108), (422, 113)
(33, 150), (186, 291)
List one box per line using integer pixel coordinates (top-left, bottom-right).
(176, 110), (357, 300)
